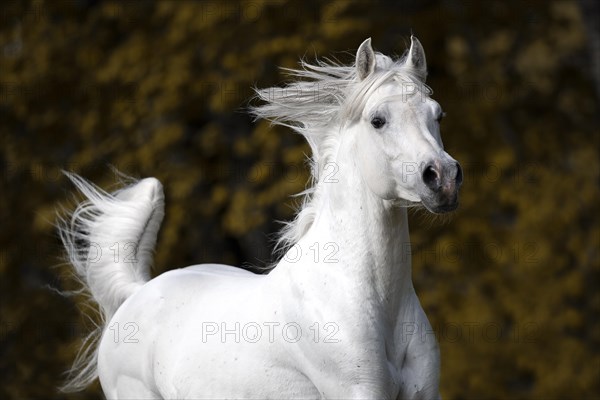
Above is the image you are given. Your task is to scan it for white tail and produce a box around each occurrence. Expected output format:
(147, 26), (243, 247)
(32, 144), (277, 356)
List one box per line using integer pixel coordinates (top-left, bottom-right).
(57, 172), (165, 392)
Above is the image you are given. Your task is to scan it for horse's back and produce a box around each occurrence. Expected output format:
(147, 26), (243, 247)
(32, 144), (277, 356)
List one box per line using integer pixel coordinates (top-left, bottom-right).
(122, 263), (264, 319)
(184, 263), (258, 276)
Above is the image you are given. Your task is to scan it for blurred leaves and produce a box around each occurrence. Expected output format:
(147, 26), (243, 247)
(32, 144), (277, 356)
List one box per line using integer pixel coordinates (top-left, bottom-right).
(0, 0), (598, 399)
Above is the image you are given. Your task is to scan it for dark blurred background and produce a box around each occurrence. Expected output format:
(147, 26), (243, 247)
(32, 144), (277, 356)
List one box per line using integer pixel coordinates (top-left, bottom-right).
(1, 0), (599, 399)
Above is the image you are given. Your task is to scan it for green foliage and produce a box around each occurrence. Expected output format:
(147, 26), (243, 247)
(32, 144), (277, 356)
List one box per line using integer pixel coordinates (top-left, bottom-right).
(0, 1), (598, 398)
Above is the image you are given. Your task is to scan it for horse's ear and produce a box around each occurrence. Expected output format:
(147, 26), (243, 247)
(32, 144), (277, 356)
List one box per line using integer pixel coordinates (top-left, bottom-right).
(356, 38), (375, 81)
(405, 36), (427, 82)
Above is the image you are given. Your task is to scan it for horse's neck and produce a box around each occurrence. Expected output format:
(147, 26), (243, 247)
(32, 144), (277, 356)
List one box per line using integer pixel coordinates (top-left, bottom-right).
(308, 136), (413, 312)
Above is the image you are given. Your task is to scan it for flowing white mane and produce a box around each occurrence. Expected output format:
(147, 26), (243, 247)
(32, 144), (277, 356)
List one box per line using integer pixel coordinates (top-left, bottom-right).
(252, 51), (432, 256)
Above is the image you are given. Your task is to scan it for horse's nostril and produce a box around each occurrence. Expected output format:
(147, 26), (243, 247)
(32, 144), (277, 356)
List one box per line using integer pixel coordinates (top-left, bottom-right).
(423, 164), (440, 190)
(455, 163), (463, 185)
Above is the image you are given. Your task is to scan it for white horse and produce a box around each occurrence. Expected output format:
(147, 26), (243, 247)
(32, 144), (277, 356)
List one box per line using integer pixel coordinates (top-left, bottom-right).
(59, 37), (462, 399)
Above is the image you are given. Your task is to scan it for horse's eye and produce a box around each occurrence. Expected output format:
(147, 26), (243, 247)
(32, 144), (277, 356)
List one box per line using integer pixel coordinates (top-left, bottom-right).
(371, 116), (386, 129)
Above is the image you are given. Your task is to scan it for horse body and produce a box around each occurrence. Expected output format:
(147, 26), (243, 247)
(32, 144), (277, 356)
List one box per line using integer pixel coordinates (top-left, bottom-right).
(60, 37), (460, 399)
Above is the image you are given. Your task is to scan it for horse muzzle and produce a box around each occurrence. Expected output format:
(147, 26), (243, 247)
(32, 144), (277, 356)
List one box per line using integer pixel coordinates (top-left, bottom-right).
(420, 159), (463, 213)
